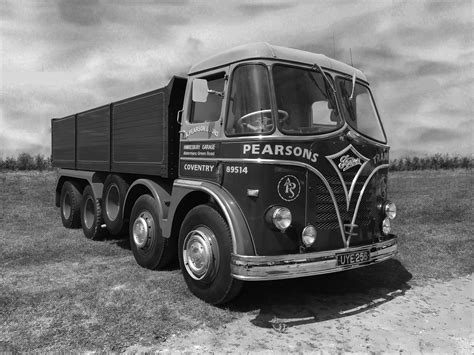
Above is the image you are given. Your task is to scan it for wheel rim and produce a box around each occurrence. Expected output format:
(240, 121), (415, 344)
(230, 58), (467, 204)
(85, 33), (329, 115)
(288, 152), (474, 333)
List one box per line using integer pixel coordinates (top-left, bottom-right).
(133, 211), (153, 248)
(106, 184), (120, 221)
(84, 197), (95, 229)
(183, 226), (219, 281)
(62, 192), (71, 220)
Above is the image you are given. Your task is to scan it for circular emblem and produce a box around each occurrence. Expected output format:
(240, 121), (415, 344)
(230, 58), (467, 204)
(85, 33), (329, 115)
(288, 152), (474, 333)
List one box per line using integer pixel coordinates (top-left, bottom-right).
(277, 175), (301, 202)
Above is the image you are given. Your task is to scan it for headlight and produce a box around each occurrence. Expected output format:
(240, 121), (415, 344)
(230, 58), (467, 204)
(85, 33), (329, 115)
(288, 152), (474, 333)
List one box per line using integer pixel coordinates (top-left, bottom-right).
(382, 217), (391, 235)
(384, 201), (397, 219)
(302, 225), (317, 247)
(266, 206), (292, 231)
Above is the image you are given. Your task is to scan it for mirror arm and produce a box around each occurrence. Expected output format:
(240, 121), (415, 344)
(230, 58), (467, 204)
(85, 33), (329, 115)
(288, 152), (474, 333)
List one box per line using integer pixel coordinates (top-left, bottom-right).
(208, 89), (224, 98)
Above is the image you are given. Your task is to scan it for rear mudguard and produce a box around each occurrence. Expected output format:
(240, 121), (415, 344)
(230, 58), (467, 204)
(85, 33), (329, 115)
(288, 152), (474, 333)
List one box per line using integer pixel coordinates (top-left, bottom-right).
(55, 169), (106, 207)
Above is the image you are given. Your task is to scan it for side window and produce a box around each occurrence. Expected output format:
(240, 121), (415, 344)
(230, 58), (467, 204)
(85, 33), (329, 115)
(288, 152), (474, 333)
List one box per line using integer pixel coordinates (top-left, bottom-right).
(190, 73), (225, 123)
(336, 78), (386, 142)
(225, 64), (273, 135)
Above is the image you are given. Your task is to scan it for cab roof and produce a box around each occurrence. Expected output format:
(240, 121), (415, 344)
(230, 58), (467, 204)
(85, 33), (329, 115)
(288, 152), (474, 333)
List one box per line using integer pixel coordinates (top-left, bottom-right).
(189, 42), (367, 81)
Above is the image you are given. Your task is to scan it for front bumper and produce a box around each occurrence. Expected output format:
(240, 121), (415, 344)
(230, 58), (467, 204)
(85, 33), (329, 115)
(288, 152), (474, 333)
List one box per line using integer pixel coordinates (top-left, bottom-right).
(231, 237), (398, 281)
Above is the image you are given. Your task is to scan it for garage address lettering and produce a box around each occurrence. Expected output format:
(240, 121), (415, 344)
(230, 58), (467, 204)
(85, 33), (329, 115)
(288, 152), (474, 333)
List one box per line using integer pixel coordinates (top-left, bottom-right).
(182, 143), (217, 157)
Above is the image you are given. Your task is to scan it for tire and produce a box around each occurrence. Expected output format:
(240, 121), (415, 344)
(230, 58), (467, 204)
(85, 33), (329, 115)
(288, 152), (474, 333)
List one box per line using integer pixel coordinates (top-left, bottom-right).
(129, 194), (176, 270)
(80, 185), (106, 240)
(178, 204), (243, 305)
(60, 181), (82, 228)
(102, 174), (130, 235)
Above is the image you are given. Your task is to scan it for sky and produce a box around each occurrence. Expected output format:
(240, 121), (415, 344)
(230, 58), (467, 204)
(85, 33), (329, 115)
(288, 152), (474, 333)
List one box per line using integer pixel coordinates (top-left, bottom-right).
(0, 0), (472, 159)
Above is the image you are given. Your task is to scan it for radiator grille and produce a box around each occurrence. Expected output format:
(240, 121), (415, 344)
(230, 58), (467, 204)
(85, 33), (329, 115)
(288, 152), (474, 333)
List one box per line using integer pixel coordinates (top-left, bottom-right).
(309, 172), (375, 230)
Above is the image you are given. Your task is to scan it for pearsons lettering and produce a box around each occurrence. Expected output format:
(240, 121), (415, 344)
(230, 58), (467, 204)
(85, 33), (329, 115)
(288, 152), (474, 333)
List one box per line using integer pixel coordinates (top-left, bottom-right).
(183, 164), (215, 172)
(242, 143), (318, 163)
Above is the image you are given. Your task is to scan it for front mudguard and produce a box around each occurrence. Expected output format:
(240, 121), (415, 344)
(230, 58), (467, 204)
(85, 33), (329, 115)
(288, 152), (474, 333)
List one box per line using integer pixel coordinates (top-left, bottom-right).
(164, 179), (256, 256)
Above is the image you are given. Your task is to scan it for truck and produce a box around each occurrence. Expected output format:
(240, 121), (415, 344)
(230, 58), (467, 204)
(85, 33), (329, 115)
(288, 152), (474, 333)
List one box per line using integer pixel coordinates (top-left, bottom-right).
(52, 43), (398, 305)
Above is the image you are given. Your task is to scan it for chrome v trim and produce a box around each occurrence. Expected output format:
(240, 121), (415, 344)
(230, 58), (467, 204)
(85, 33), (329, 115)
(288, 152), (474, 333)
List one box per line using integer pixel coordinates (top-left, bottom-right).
(325, 144), (371, 211)
(347, 159), (370, 210)
(350, 163), (389, 229)
(180, 156), (347, 245)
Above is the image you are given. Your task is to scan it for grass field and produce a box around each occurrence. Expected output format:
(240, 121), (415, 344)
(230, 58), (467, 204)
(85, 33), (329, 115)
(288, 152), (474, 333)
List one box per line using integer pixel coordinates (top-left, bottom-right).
(1, 170), (472, 351)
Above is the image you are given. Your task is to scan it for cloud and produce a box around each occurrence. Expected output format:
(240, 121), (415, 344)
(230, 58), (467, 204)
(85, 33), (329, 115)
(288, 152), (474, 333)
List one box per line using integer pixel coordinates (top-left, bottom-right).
(415, 128), (460, 143)
(58, 0), (105, 26)
(395, 124), (472, 158)
(236, 2), (296, 16)
(0, 0), (472, 160)
(410, 60), (461, 77)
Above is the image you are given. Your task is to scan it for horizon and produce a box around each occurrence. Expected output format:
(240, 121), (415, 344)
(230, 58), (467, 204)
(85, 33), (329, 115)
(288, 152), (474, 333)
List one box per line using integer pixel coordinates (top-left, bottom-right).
(1, 0), (472, 159)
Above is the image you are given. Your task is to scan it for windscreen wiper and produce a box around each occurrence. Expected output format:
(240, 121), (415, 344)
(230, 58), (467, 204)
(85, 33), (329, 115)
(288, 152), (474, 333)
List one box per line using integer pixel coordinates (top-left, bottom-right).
(312, 63), (336, 94)
(311, 63), (338, 111)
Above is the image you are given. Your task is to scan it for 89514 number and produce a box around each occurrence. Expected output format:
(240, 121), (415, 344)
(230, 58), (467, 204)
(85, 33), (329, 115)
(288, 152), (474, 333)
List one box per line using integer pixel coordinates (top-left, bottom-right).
(225, 166), (248, 174)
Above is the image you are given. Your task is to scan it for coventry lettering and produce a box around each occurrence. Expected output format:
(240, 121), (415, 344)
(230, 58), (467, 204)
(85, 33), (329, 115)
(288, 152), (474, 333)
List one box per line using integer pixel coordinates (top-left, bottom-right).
(242, 143), (318, 163)
(183, 164), (215, 172)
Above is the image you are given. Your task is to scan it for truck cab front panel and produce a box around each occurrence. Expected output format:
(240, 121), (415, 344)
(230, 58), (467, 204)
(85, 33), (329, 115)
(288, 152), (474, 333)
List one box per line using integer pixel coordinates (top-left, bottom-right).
(179, 133), (391, 257)
(178, 46), (398, 281)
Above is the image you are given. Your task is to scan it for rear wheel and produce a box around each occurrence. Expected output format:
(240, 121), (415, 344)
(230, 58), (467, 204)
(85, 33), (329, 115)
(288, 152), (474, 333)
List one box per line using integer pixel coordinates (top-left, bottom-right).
(102, 174), (129, 235)
(129, 194), (175, 269)
(81, 185), (106, 240)
(60, 181), (82, 228)
(178, 204), (243, 305)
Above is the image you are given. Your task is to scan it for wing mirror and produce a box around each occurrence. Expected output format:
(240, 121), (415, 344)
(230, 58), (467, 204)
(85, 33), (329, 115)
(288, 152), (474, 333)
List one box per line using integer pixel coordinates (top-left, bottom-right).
(192, 78), (224, 103)
(192, 79), (209, 103)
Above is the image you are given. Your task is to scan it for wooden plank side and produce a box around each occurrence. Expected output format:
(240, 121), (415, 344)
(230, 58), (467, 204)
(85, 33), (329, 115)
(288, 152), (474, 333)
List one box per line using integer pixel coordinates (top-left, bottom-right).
(76, 105), (110, 171)
(112, 91), (168, 176)
(51, 116), (75, 168)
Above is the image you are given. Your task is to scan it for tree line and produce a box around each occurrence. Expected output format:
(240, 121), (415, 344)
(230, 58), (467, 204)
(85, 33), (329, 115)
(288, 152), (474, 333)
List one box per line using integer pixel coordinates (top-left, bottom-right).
(0, 153), (52, 171)
(0, 152), (472, 171)
(388, 154), (472, 171)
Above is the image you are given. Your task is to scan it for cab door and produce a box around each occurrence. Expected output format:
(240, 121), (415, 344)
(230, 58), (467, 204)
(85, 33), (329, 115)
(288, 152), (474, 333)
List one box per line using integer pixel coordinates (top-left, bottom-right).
(179, 69), (228, 180)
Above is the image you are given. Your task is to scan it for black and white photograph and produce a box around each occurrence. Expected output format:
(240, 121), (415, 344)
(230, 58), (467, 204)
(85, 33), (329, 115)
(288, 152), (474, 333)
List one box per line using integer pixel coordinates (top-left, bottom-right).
(1, 0), (472, 352)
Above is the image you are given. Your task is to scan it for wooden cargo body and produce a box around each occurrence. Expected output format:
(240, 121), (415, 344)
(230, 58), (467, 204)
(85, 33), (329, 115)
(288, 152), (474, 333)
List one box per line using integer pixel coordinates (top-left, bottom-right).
(52, 76), (186, 178)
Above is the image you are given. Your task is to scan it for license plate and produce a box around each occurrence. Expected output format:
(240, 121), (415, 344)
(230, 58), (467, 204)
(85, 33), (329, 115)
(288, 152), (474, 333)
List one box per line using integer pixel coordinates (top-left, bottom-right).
(336, 250), (370, 266)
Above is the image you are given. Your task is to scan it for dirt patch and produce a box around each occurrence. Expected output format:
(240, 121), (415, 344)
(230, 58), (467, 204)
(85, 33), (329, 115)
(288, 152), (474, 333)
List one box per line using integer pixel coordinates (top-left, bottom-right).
(128, 275), (472, 353)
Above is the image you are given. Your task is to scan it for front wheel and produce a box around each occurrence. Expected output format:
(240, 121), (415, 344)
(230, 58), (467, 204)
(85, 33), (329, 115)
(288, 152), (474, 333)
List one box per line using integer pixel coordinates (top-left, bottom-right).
(178, 204), (243, 305)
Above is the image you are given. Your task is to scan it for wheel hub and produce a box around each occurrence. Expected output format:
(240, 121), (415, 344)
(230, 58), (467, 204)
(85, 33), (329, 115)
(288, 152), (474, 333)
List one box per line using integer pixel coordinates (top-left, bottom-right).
(183, 226), (219, 281)
(133, 216), (149, 248)
(62, 192), (71, 219)
(83, 196), (95, 229)
(106, 184), (120, 221)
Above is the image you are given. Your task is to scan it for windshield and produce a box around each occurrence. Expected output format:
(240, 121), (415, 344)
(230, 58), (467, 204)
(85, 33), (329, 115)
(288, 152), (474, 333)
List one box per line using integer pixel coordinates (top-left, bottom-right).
(336, 78), (386, 143)
(225, 64), (274, 136)
(272, 64), (343, 135)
